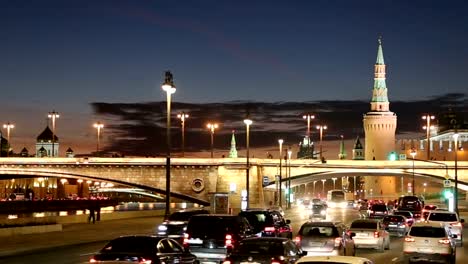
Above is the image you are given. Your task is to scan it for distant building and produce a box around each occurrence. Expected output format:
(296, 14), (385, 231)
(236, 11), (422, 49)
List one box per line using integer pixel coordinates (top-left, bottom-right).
(20, 147), (29, 157)
(228, 130), (238, 158)
(66, 147), (74, 158)
(36, 126), (59, 157)
(297, 136), (315, 159)
(352, 136), (364, 160)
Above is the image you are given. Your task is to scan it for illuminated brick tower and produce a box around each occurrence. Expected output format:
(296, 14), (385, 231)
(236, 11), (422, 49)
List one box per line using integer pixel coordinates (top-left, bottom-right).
(363, 38), (398, 196)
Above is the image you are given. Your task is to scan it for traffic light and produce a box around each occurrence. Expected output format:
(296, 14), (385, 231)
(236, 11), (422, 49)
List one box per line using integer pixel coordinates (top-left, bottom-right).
(443, 189), (453, 199)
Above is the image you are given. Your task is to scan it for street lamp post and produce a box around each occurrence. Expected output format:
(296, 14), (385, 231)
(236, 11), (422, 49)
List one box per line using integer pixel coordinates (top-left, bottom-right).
(162, 71), (176, 219)
(2, 122), (14, 157)
(177, 112), (189, 157)
(313, 181), (317, 197)
(207, 123), (218, 158)
(278, 139), (284, 207)
(453, 133), (459, 215)
(410, 149), (417, 195)
(423, 182), (427, 197)
(287, 148), (292, 209)
(321, 179), (326, 197)
(93, 122), (104, 156)
(422, 115), (435, 160)
(48, 111), (59, 157)
(244, 117), (253, 209)
(316, 125), (327, 160)
(331, 177), (337, 190)
(303, 114), (315, 157)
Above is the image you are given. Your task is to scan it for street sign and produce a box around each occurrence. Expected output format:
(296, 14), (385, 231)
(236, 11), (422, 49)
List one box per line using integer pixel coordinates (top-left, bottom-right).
(443, 179), (451, 188)
(263, 176), (270, 187)
(399, 154), (407, 160)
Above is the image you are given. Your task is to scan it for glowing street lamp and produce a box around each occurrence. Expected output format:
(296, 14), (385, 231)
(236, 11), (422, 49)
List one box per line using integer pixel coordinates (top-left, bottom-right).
(410, 148), (417, 195)
(162, 71), (176, 219)
(453, 133), (459, 214)
(2, 122), (14, 156)
(207, 123), (219, 158)
(177, 112), (189, 157)
(313, 180), (317, 197)
(422, 115), (435, 160)
(278, 139), (284, 207)
(93, 122), (104, 156)
(331, 177), (338, 190)
(316, 125), (327, 160)
(244, 117), (253, 209)
(287, 148), (292, 209)
(321, 179), (326, 196)
(48, 111), (60, 157)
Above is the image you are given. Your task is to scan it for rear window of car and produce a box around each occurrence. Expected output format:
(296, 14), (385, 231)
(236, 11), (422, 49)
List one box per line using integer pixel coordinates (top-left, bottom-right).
(394, 211), (412, 218)
(187, 216), (239, 237)
(383, 216), (404, 222)
(234, 240), (284, 254)
(100, 237), (158, 254)
(371, 204), (387, 210)
(350, 221), (377, 229)
(239, 211), (274, 228)
(312, 204), (324, 210)
(409, 227), (446, 238)
(299, 226), (338, 237)
(428, 213), (458, 222)
(169, 210), (209, 221)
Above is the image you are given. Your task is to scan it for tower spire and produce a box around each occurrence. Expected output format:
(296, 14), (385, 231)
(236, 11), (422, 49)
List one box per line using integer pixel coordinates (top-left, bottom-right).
(228, 130), (238, 158)
(370, 37), (390, 112)
(338, 135), (347, 159)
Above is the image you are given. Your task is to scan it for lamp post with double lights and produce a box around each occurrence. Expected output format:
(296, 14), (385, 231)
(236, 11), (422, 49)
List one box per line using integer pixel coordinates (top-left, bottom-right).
(3, 122), (14, 157)
(313, 180), (317, 197)
(321, 179), (326, 197)
(278, 139), (284, 207)
(177, 112), (189, 157)
(453, 133), (459, 215)
(287, 148), (292, 209)
(207, 123), (218, 158)
(93, 122), (104, 156)
(331, 177), (337, 190)
(161, 71), (176, 219)
(303, 114), (315, 157)
(410, 148), (417, 195)
(244, 117), (253, 209)
(316, 125), (327, 160)
(48, 111), (59, 157)
(422, 115), (435, 160)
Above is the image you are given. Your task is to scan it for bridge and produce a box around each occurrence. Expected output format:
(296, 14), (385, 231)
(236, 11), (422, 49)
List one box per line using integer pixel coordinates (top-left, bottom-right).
(0, 157), (466, 209)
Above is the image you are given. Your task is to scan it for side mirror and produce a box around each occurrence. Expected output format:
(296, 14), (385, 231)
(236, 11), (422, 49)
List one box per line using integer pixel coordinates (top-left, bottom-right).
(350, 232), (356, 238)
(460, 219), (465, 224)
(451, 234), (457, 239)
(286, 219), (291, 224)
(301, 251), (307, 256)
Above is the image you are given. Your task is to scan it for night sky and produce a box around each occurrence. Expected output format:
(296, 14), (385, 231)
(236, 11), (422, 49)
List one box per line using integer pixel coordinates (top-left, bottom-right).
(1, 1), (467, 155)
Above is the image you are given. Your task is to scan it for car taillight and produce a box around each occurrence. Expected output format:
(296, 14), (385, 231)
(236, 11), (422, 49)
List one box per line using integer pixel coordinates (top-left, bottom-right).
(404, 237), (415, 242)
(346, 230), (352, 237)
(294, 236), (301, 244)
(264, 226), (276, 232)
(334, 237), (342, 247)
(279, 226), (290, 233)
(438, 238), (451, 244)
(183, 233), (189, 245)
(370, 211), (374, 214)
(222, 260), (231, 264)
(271, 261), (281, 264)
(450, 222), (462, 227)
(139, 258), (152, 264)
(373, 231), (379, 238)
(89, 258), (97, 263)
(225, 234), (233, 247)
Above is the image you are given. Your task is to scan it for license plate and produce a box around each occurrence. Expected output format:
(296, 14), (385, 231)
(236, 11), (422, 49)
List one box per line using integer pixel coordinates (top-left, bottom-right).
(389, 224), (397, 227)
(357, 233), (368, 237)
(418, 248), (433, 253)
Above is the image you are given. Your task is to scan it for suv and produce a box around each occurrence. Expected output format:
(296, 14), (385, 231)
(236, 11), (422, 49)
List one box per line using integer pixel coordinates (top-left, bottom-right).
(397, 196), (423, 219)
(403, 222), (456, 264)
(367, 204), (388, 218)
(184, 214), (254, 263)
(238, 209), (292, 238)
(157, 209), (210, 241)
(427, 211), (464, 247)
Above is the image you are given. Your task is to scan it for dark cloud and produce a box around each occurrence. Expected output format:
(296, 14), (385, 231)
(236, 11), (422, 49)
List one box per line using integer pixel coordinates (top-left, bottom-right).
(91, 93), (467, 156)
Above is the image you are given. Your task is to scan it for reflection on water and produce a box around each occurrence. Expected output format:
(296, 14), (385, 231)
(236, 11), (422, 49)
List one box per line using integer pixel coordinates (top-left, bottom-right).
(1, 202), (201, 220)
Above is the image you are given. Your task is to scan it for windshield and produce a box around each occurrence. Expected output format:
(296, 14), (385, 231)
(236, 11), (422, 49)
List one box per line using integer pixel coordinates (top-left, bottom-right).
(428, 213), (458, 222)
(371, 204), (387, 211)
(299, 226), (338, 237)
(234, 240), (284, 254)
(239, 212), (274, 232)
(383, 216), (404, 222)
(101, 237), (158, 254)
(187, 216), (239, 238)
(409, 227), (446, 237)
(350, 221), (377, 229)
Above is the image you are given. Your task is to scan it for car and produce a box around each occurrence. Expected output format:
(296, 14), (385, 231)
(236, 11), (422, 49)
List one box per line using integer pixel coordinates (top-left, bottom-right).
(427, 211), (464, 247)
(348, 219), (390, 252)
(309, 204), (327, 219)
(367, 204), (389, 218)
(303, 198), (312, 209)
(239, 209), (293, 238)
(223, 237), (305, 264)
(157, 209), (210, 241)
(89, 235), (197, 263)
(183, 214), (255, 264)
(403, 222), (456, 264)
(381, 215), (408, 237)
(295, 256), (374, 264)
(396, 196), (423, 219)
(295, 221), (355, 256)
(269, 206), (285, 216)
(393, 210), (415, 226)
(420, 204), (438, 220)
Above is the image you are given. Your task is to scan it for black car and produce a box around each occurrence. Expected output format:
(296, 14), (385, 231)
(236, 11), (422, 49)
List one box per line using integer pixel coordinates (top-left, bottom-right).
(184, 214), (254, 263)
(90, 235), (197, 264)
(309, 204), (327, 219)
(223, 237), (305, 264)
(381, 215), (408, 237)
(367, 204), (388, 218)
(239, 209), (293, 238)
(157, 209), (210, 241)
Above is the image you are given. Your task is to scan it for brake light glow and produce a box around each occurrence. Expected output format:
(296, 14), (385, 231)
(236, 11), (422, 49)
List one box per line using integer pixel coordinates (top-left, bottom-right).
(334, 237), (342, 247)
(183, 233), (189, 245)
(264, 227), (276, 232)
(438, 238), (451, 244)
(294, 236), (301, 244)
(222, 261), (231, 264)
(89, 258), (97, 263)
(404, 237), (415, 242)
(373, 231), (379, 238)
(271, 261), (281, 264)
(140, 258), (152, 264)
(225, 234), (233, 247)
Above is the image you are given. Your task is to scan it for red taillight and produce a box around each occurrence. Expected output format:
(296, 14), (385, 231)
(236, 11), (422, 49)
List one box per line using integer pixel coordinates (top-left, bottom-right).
(183, 233), (189, 245)
(271, 261), (281, 264)
(334, 237), (342, 247)
(264, 226), (276, 232)
(89, 258), (97, 263)
(225, 234), (233, 247)
(222, 261), (231, 264)
(438, 238), (451, 244)
(373, 231), (379, 238)
(346, 230), (352, 237)
(139, 258), (152, 264)
(404, 237), (415, 242)
(294, 236), (301, 244)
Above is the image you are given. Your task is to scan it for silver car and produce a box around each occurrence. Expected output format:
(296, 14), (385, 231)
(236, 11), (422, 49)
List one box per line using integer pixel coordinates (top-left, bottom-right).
(295, 221), (355, 256)
(348, 219), (390, 252)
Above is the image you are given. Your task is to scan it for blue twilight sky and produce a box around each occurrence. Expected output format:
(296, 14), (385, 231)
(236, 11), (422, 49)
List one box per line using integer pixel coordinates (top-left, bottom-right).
(0, 0), (467, 154)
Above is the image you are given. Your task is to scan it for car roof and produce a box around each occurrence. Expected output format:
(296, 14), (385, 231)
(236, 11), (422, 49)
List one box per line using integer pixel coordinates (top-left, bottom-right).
(428, 210), (456, 215)
(351, 219), (380, 223)
(296, 256), (373, 264)
(302, 221), (338, 227)
(410, 221), (447, 228)
(242, 237), (289, 242)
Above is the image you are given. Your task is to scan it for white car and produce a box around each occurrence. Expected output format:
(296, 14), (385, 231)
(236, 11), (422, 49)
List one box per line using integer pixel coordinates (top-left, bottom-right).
(403, 221), (456, 264)
(295, 256), (373, 264)
(427, 210), (464, 246)
(348, 219), (390, 252)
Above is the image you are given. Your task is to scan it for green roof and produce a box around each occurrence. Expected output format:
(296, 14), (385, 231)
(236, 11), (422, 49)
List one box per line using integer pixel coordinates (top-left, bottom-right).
(376, 37), (385, 65)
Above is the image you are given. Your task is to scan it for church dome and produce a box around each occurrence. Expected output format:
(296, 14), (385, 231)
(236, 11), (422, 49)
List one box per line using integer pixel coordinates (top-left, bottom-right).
(37, 126), (59, 142)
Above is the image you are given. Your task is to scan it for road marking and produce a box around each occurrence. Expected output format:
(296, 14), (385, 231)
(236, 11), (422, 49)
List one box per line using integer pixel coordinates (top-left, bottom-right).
(79, 253), (95, 256)
(391, 257), (398, 262)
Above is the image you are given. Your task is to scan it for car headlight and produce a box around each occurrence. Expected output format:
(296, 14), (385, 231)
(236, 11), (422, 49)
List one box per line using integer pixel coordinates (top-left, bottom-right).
(320, 210), (326, 215)
(158, 225), (168, 231)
